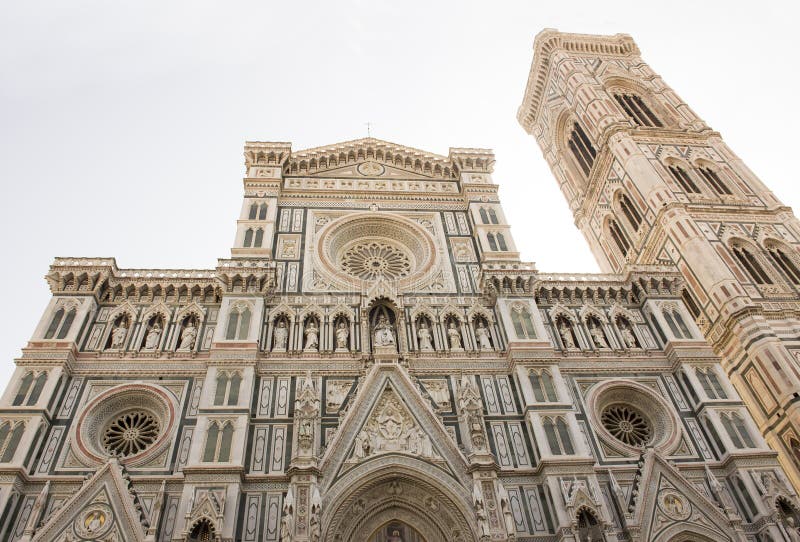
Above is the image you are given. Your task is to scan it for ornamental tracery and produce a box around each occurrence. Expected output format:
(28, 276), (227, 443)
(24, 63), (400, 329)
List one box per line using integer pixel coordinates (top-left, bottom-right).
(340, 242), (412, 281)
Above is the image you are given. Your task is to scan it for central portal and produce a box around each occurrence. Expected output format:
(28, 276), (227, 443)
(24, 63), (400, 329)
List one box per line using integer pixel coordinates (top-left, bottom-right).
(368, 520), (426, 542)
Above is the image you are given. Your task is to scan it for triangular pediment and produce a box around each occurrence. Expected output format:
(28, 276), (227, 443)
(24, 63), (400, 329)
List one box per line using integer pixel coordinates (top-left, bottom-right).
(319, 364), (470, 490)
(629, 450), (734, 542)
(33, 459), (146, 542)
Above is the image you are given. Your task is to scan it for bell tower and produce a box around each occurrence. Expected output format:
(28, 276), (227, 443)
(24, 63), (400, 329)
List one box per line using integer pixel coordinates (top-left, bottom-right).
(518, 29), (800, 488)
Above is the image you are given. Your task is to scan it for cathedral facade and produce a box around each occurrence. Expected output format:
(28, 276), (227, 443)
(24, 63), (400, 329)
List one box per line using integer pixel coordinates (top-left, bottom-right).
(1, 29), (799, 542)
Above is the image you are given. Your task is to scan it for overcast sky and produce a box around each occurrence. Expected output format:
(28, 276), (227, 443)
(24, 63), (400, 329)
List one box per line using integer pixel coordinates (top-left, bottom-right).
(1, 1), (798, 387)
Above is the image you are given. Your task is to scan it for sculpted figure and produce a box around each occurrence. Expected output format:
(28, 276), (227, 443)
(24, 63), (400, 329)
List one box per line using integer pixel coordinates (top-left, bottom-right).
(178, 321), (197, 350)
(588, 320), (608, 348)
(109, 322), (128, 349)
(273, 320), (288, 351)
(373, 314), (396, 348)
(335, 321), (349, 351)
(475, 321), (493, 351)
(304, 320), (319, 351)
(447, 321), (463, 350)
(619, 321), (638, 348)
(558, 320), (575, 349)
(417, 321), (434, 351)
(143, 322), (161, 350)
(497, 484), (515, 536)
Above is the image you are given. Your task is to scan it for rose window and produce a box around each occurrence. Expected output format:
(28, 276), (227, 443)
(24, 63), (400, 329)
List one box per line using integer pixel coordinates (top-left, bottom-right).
(340, 242), (412, 281)
(102, 411), (161, 457)
(601, 404), (652, 447)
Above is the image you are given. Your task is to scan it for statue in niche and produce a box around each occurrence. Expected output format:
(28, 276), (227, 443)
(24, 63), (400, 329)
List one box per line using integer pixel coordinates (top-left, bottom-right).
(475, 321), (493, 351)
(497, 484), (515, 536)
(273, 320), (288, 351)
(387, 529), (403, 542)
(335, 321), (349, 351)
(417, 321), (434, 351)
(557, 319), (575, 349)
(373, 314), (396, 348)
(143, 322), (161, 350)
(178, 320), (197, 350)
(587, 319), (608, 349)
(304, 320), (319, 351)
(447, 321), (463, 350)
(619, 320), (638, 349)
(280, 488), (294, 542)
(109, 321), (128, 349)
(473, 484), (490, 537)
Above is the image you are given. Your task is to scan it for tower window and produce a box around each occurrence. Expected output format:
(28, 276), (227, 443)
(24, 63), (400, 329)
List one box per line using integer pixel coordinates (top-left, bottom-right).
(568, 122), (596, 176)
(243, 228), (254, 248)
(618, 194), (642, 231)
(681, 290), (702, 319)
(614, 93), (663, 127)
(696, 367), (727, 399)
(543, 417), (574, 455)
(609, 219), (630, 257)
(667, 165), (700, 194)
(254, 228), (264, 248)
(479, 208), (489, 224)
(767, 246), (800, 284)
(530, 370), (558, 402)
(488, 208), (499, 224)
(258, 203), (268, 220)
(214, 372), (242, 406)
(248, 203), (258, 220)
(721, 413), (755, 449)
(0, 421), (25, 463)
(203, 421), (234, 462)
(697, 167), (732, 195)
(732, 244), (773, 285)
(496, 232), (508, 251)
(487, 233), (498, 251)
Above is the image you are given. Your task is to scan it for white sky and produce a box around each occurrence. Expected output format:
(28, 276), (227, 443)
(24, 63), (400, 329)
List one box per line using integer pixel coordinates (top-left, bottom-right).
(1, 1), (798, 387)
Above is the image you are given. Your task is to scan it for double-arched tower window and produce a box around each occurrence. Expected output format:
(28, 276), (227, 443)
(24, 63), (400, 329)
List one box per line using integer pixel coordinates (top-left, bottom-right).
(248, 202), (268, 220)
(225, 305), (251, 340)
(243, 228), (264, 248)
(613, 92), (663, 127)
(203, 420), (234, 462)
(13, 371), (47, 406)
(44, 306), (77, 339)
(568, 122), (596, 176)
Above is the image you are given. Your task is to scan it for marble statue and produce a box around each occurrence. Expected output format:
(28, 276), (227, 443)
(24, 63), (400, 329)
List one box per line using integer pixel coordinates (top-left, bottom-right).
(143, 322), (161, 350)
(304, 320), (319, 351)
(273, 320), (288, 351)
(178, 321), (197, 350)
(373, 315), (396, 348)
(109, 322), (127, 349)
(335, 321), (349, 351)
(498, 483), (516, 536)
(447, 321), (463, 350)
(620, 322), (637, 348)
(588, 320), (608, 348)
(417, 321), (434, 351)
(475, 321), (492, 351)
(558, 320), (575, 349)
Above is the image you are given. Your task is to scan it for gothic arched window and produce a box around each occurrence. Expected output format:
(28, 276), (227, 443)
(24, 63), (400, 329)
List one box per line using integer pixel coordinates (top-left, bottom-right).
(613, 93), (663, 127)
(56, 308), (76, 339)
(721, 413), (755, 449)
(0, 421), (24, 463)
(697, 368), (727, 400)
(734, 475), (759, 521)
(576, 508), (604, 542)
(203, 421), (234, 462)
(767, 245), (800, 285)
(487, 233), (498, 251)
(667, 165), (701, 194)
(254, 228), (264, 248)
(511, 307), (536, 339)
(225, 311), (239, 340)
(497, 233), (508, 251)
(530, 370), (558, 402)
(681, 290), (702, 320)
(12, 373), (33, 406)
(248, 203), (258, 220)
(27, 372), (48, 405)
(243, 228), (254, 248)
(618, 193), (642, 231)
(488, 208), (499, 224)
(214, 372), (242, 406)
(479, 208), (489, 224)
(697, 166), (732, 195)
(568, 122), (596, 176)
(44, 308), (64, 339)
(609, 219), (630, 257)
(258, 203), (268, 220)
(543, 417), (574, 455)
(732, 243), (773, 285)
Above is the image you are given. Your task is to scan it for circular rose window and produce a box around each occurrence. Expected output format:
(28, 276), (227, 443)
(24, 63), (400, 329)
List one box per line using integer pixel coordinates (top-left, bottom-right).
(103, 410), (161, 457)
(601, 404), (652, 447)
(340, 242), (412, 280)
(73, 384), (176, 466)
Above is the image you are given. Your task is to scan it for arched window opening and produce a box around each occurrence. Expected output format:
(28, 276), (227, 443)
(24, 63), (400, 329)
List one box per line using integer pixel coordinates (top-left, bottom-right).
(243, 228), (254, 248)
(682, 290), (702, 320)
(767, 246), (800, 285)
(258, 203), (267, 220)
(56, 308), (76, 339)
(0, 422), (24, 463)
(697, 368), (727, 400)
(576, 508), (604, 542)
(44, 308), (64, 339)
(662, 310), (681, 338)
(238, 308), (250, 340)
(511, 307), (536, 339)
(203, 423), (220, 462)
(568, 122), (596, 176)
(479, 208), (489, 224)
(530, 371), (558, 402)
(497, 233), (508, 251)
(555, 418), (575, 455)
(648, 313), (667, 345)
(667, 165), (701, 194)
(248, 203), (258, 220)
(488, 208), (499, 224)
(734, 476), (759, 520)
(609, 219), (630, 257)
(487, 233), (498, 251)
(228, 373), (241, 406)
(214, 374), (229, 406)
(673, 311), (692, 338)
(613, 93), (663, 128)
(732, 244), (773, 285)
(704, 416), (726, 456)
(225, 311), (239, 340)
(697, 166), (732, 195)
(618, 194), (642, 231)
(681, 372), (700, 405)
(28, 372), (48, 405)
(722, 413), (755, 449)
(253, 228), (264, 248)
(13, 373), (33, 406)
(218, 423), (234, 462)
(188, 519), (215, 542)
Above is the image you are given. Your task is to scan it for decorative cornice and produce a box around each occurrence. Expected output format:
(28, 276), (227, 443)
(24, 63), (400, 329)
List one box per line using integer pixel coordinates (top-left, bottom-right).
(517, 29), (640, 133)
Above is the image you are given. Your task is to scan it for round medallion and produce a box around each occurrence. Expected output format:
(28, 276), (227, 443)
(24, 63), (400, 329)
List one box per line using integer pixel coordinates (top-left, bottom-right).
(74, 504), (113, 538)
(658, 491), (691, 520)
(601, 404), (652, 447)
(340, 242), (411, 281)
(357, 162), (385, 176)
(103, 410), (161, 457)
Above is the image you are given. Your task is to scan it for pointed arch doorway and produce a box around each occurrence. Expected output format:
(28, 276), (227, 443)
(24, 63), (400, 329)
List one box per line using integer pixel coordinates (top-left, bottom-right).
(368, 520), (426, 542)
